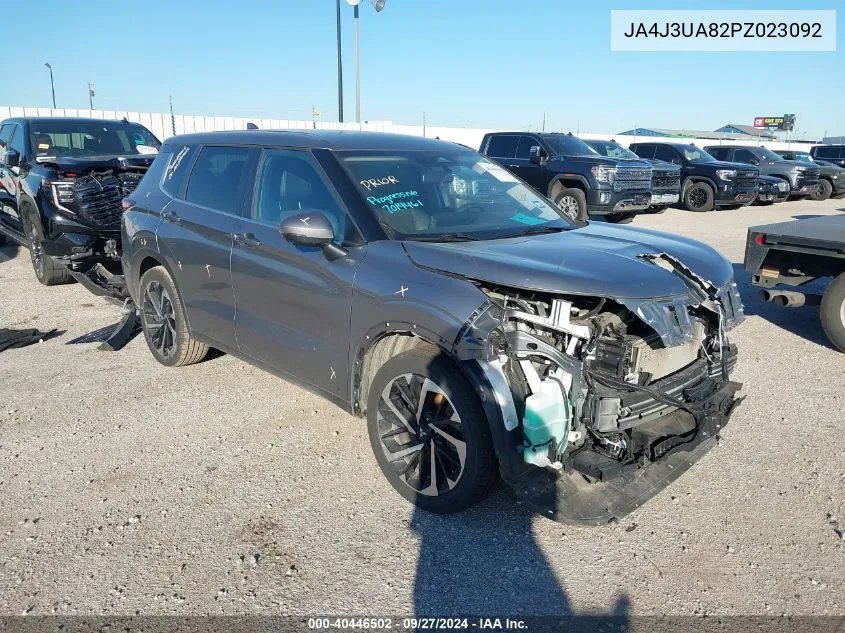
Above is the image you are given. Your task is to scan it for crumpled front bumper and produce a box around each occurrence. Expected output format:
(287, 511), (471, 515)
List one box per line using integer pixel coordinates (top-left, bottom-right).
(509, 380), (742, 526)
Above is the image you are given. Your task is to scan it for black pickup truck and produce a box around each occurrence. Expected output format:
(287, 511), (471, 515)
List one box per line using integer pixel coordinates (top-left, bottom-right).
(0, 117), (159, 286)
(630, 142), (759, 212)
(745, 215), (845, 352)
(480, 132), (653, 223)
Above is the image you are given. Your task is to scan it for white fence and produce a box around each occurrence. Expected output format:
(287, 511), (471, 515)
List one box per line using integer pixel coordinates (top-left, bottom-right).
(0, 105), (815, 153)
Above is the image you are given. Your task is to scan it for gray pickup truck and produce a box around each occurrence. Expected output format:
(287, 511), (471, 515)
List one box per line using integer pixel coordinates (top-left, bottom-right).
(705, 145), (820, 198)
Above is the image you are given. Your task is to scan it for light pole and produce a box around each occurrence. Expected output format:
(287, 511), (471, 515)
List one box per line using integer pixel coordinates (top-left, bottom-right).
(88, 81), (95, 109)
(336, 0), (344, 122)
(44, 63), (56, 109)
(345, 0), (387, 124)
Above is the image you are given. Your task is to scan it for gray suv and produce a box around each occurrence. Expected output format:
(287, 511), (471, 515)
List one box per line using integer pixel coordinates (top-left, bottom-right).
(705, 145), (820, 198)
(122, 131), (743, 525)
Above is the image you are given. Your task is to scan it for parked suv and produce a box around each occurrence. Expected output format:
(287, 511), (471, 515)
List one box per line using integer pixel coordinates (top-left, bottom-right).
(122, 130), (743, 524)
(0, 117), (159, 285)
(810, 144), (845, 169)
(630, 142), (759, 212)
(479, 132), (652, 223)
(704, 145), (820, 199)
(774, 149), (845, 201)
(583, 138), (681, 213)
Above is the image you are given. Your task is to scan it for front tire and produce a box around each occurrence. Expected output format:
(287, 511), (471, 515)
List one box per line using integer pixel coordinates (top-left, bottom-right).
(367, 348), (498, 514)
(820, 273), (845, 353)
(683, 182), (714, 212)
(24, 213), (72, 286)
(811, 179), (833, 201)
(138, 266), (209, 367)
(553, 188), (588, 222)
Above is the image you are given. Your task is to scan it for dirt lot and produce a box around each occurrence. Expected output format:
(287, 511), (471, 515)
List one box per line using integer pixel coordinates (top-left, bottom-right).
(0, 198), (843, 618)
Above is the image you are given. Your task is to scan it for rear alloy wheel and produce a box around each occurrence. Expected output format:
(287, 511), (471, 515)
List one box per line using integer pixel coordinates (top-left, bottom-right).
(811, 179), (833, 201)
(367, 348), (497, 514)
(139, 266), (208, 367)
(683, 182), (714, 212)
(25, 214), (72, 286)
(820, 272), (845, 353)
(553, 188), (587, 222)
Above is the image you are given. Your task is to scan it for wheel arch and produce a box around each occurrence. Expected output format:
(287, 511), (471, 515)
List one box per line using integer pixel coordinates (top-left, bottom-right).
(682, 175), (717, 193)
(548, 174), (590, 198)
(132, 251), (195, 334)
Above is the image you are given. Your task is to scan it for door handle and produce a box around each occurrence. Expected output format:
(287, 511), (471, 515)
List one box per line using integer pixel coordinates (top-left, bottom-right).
(233, 232), (261, 247)
(162, 210), (181, 224)
(508, 164), (519, 168)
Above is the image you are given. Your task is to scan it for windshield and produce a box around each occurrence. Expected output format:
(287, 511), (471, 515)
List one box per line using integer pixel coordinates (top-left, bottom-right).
(584, 139), (639, 160)
(338, 148), (575, 241)
(681, 145), (716, 163)
(540, 134), (599, 157)
(29, 120), (161, 159)
(757, 147), (783, 162)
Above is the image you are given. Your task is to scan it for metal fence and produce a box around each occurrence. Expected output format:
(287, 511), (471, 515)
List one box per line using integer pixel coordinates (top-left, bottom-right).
(0, 105), (814, 153)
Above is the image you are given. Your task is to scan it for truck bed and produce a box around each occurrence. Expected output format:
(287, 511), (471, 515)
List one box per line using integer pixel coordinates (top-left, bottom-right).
(749, 214), (845, 252)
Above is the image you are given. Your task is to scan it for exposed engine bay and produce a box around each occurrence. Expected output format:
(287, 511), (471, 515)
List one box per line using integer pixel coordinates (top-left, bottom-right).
(458, 253), (745, 523)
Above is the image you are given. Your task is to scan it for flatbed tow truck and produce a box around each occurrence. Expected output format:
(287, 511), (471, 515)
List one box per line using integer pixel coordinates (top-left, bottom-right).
(745, 214), (845, 352)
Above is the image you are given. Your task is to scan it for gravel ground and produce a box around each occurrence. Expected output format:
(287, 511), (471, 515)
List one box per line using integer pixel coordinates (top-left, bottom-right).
(0, 198), (843, 619)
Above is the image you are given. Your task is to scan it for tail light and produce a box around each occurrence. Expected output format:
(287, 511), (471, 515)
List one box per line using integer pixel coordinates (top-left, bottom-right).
(755, 234), (766, 245)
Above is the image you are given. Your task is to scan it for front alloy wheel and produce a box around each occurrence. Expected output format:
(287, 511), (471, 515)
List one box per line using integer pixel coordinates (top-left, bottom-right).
(556, 195), (580, 220)
(366, 348), (497, 514)
(376, 374), (467, 497)
(29, 224), (45, 280)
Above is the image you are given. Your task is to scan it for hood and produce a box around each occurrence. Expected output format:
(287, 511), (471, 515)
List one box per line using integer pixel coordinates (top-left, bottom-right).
(645, 159), (681, 173)
(402, 223), (733, 301)
(757, 175), (781, 184)
(702, 159), (759, 173)
(35, 154), (156, 173)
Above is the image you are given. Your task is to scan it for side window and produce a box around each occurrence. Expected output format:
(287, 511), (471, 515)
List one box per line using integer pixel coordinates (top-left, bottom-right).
(707, 147), (729, 160)
(631, 144), (654, 159)
(0, 124), (13, 150)
(253, 149), (353, 242)
(515, 136), (539, 160)
(161, 145), (198, 198)
(814, 146), (839, 159)
(185, 146), (250, 213)
(485, 135), (519, 159)
(9, 125), (26, 156)
(653, 145), (679, 163)
(734, 148), (758, 164)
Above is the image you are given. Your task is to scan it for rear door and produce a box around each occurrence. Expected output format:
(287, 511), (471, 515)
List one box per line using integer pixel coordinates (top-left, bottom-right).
(230, 147), (363, 400)
(155, 144), (256, 350)
(706, 147), (731, 161)
(482, 134), (520, 170)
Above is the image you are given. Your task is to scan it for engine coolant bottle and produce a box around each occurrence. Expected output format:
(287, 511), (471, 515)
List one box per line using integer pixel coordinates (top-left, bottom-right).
(521, 371), (571, 468)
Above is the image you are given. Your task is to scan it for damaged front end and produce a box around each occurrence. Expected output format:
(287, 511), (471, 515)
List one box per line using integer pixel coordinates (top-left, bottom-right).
(455, 254), (745, 525)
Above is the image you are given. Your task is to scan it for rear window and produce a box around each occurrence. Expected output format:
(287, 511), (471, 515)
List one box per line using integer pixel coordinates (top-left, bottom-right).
(184, 146), (250, 213)
(484, 135), (519, 159)
(161, 145), (199, 198)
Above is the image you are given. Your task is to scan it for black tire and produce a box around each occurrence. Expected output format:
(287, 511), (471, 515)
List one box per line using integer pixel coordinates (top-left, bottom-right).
(138, 266), (209, 367)
(820, 273), (845, 353)
(811, 179), (833, 201)
(0, 232), (6, 246)
(24, 212), (72, 286)
(606, 212), (635, 224)
(683, 182), (714, 212)
(367, 348), (498, 514)
(552, 188), (588, 222)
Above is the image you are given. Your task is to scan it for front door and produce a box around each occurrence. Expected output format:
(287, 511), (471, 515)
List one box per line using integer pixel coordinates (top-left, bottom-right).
(155, 144), (255, 350)
(230, 148), (363, 400)
(509, 135), (547, 193)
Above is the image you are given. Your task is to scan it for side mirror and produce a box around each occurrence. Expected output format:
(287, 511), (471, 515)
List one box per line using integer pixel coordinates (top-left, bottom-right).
(529, 146), (546, 165)
(2, 149), (20, 167)
(279, 211), (347, 260)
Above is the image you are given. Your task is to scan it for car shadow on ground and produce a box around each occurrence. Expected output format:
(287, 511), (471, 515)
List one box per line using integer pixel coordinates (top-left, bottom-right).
(0, 242), (21, 264)
(791, 214), (828, 221)
(732, 263), (833, 350)
(403, 352), (630, 624)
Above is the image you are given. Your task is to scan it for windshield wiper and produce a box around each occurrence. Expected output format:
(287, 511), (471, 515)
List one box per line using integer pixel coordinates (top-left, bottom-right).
(498, 225), (568, 239)
(410, 233), (479, 242)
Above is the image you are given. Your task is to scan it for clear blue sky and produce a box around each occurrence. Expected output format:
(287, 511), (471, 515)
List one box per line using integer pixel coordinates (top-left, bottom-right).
(6, 0), (842, 138)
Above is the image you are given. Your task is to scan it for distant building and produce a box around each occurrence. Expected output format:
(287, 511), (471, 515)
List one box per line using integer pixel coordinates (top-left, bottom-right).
(617, 127), (771, 141)
(822, 136), (845, 144)
(714, 124), (777, 140)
